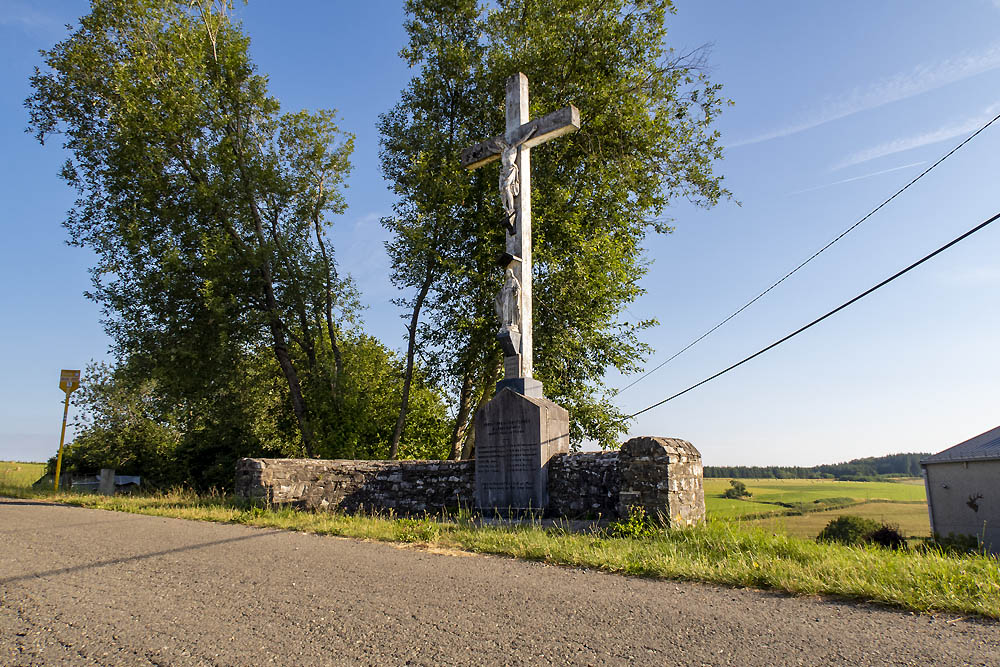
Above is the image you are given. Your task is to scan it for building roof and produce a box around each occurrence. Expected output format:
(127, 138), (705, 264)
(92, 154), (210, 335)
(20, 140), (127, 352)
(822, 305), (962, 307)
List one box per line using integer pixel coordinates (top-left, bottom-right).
(922, 425), (1000, 464)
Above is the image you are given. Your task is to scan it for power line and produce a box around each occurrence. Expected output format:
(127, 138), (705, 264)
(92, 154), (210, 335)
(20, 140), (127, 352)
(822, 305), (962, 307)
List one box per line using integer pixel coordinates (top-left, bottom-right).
(627, 209), (1000, 419)
(615, 109), (1000, 396)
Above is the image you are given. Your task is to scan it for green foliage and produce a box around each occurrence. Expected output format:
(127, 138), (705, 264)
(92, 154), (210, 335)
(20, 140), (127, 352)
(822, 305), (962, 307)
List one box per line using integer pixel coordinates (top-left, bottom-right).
(380, 0), (731, 450)
(26, 0), (456, 478)
(52, 334), (452, 489)
(26, 0), (357, 456)
(868, 524), (907, 550)
(323, 333), (452, 461)
(49, 362), (183, 487)
(606, 505), (660, 539)
(817, 515), (882, 546)
(722, 479), (751, 499)
(924, 532), (985, 556)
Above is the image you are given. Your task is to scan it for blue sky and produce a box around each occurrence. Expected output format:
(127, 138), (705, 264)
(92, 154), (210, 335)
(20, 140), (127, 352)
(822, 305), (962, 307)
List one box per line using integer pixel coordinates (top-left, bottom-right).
(2, 1), (999, 467)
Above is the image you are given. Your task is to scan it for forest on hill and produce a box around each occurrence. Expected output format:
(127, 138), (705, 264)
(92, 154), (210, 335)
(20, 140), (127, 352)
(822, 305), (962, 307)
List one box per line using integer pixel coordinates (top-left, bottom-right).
(704, 452), (930, 481)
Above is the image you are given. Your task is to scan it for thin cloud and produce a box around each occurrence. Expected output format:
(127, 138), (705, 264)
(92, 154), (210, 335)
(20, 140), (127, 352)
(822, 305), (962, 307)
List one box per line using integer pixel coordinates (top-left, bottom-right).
(0, 3), (59, 30)
(786, 161), (926, 196)
(833, 103), (1000, 170)
(931, 265), (1000, 287)
(732, 44), (1000, 147)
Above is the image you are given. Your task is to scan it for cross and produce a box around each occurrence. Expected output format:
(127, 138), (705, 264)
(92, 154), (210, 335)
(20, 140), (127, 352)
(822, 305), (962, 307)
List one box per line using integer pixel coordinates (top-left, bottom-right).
(461, 73), (580, 394)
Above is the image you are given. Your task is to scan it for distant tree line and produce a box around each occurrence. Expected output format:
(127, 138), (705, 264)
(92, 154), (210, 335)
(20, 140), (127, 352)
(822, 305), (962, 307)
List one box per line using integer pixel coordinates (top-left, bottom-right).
(704, 453), (930, 481)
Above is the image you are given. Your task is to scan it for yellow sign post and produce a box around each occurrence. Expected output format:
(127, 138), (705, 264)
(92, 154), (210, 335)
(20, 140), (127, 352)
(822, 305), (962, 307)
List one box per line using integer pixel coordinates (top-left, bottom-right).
(54, 370), (81, 492)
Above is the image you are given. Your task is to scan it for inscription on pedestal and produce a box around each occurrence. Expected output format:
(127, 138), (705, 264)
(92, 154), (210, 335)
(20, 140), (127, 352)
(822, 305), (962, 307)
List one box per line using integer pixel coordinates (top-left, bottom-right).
(474, 388), (569, 513)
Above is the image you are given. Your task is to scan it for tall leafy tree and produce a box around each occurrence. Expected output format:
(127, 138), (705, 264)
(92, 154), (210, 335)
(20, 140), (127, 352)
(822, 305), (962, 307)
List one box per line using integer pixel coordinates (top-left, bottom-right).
(27, 0), (355, 456)
(380, 0), (731, 452)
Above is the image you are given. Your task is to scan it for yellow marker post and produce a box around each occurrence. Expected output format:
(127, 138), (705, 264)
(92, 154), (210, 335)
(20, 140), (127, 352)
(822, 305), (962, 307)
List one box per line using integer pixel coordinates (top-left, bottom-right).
(54, 370), (81, 491)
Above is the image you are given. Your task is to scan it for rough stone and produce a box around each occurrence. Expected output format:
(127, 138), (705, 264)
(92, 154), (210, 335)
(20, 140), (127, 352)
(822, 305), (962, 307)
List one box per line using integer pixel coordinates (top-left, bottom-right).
(234, 458), (475, 515)
(616, 436), (705, 526)
(235, 435), (704, 523)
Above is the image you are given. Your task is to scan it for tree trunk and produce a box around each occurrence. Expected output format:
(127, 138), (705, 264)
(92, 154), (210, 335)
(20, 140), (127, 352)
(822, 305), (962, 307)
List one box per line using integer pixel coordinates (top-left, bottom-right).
(388, 265), (434, 460)
(460, 358), (501, 460)
(314, 210), (343, 387)
(447, 370), (475, 460)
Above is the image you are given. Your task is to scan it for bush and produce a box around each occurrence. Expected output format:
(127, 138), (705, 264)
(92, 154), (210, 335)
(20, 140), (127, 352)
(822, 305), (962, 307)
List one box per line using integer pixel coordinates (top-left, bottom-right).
(817, 515), (881, 545)
(922, 532), (986, 556)
(722, 479), (751, 499)
(606, 506), (660, 539)
(868, 524), (907, 549)
(817, 515), (908, 549)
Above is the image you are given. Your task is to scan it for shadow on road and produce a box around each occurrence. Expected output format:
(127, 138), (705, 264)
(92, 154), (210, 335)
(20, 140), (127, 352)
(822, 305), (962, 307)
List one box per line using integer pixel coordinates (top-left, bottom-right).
(0, 530), (277, 585)
(0, 499), (62, 507)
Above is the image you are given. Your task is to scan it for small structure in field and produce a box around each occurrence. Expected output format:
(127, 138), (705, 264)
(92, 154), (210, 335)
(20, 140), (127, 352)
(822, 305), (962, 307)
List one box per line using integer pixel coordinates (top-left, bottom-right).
(922, 425), (1000, 554)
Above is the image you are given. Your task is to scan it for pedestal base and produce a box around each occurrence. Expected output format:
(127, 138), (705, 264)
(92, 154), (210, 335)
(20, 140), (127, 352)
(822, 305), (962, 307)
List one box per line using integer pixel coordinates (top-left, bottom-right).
(474, 388), (569, 513)
(495, 376), (543, 398)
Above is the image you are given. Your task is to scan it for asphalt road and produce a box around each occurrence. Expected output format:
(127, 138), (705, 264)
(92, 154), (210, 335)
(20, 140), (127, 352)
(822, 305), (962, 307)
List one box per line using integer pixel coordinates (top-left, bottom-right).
(1, 498), (997, 666)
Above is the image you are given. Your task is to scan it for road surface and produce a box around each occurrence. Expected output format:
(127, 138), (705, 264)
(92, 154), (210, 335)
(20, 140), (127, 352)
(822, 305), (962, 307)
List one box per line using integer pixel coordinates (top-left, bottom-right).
(1, 498), (997, 665)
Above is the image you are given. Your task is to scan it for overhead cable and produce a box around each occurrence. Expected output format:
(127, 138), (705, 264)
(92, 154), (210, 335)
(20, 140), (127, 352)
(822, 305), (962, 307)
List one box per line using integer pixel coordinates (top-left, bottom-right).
(628, 209), (1000, 419)
(615, 109), (1000, 396)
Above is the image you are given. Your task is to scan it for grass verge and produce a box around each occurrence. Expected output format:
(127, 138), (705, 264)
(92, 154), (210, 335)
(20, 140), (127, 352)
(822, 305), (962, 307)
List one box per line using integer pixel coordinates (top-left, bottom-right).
(3, 485), (997, 620)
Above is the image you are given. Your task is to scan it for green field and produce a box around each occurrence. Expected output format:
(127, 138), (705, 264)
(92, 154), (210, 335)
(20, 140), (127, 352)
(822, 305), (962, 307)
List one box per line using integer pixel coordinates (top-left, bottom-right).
(704, 477), (929, 538)
(753, 502), (931, 538)
(0, 461), (45, 489)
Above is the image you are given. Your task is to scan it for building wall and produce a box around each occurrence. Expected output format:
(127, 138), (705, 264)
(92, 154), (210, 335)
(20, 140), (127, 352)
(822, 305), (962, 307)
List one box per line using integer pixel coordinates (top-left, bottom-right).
(924, 459), (1000, 554)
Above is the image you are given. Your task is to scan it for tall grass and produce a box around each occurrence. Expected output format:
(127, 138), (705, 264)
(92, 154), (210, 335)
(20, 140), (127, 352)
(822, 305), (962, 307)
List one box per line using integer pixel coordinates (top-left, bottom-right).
(7, 487), (997, 620)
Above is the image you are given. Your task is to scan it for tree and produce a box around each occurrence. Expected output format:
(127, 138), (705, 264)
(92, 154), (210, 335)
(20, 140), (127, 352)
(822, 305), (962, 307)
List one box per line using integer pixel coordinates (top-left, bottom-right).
(722, 479), (751, 499)
(27, 0), (355, 456)
(380, 0), (731, 452)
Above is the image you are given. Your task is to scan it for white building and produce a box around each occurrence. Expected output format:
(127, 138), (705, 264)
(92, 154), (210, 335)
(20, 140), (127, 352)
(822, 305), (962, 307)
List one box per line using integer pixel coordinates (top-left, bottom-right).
(921, 425), (1000, 554)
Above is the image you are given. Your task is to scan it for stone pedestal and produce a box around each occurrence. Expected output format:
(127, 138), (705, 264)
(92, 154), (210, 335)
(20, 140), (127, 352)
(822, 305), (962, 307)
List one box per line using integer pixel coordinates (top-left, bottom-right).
(616, 436), (705, 526)
(474, 388), (569, 514)
(98, 468), (115, 496)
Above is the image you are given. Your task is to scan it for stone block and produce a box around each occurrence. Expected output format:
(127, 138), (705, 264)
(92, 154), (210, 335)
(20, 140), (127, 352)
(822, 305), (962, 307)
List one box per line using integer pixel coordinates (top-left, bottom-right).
(616, 436), (705, 526)
(98, 468), (115, 496)
(474, 388), (569, 513)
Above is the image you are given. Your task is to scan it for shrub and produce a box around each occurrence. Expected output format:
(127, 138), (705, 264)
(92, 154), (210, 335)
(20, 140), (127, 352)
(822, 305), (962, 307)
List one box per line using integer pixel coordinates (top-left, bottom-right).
(921, 532), (987, 556)
(722, 479), (751, 499)
(868, 524), (907, 549)
(607, 506), (660, 539)
(817, 515), (881, 545)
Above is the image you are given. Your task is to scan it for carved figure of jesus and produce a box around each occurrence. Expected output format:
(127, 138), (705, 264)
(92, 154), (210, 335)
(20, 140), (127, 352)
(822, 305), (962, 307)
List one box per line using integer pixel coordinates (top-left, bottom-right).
(494, 267), (521, 330)
(495, 127), (535, 236)
(498, 142), (519, 234)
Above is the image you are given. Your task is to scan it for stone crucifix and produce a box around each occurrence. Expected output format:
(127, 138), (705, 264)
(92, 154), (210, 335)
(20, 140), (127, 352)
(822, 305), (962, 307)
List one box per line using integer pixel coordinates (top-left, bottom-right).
(461, 73), (580, 395)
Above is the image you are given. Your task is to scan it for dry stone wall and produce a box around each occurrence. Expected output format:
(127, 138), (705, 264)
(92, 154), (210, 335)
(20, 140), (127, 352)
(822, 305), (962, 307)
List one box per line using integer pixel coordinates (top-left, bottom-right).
(235, 458), (475, 514)
(236, 437), (703, 522)
(546, 451), (619, 518)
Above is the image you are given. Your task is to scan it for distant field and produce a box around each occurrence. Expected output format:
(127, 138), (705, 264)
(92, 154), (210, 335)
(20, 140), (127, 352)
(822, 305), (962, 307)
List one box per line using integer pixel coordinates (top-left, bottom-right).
(704, 477), (926, 506)
(0, 461), (45, 489)
(704, 477), (928, 537)
(751, 502), (931, 538)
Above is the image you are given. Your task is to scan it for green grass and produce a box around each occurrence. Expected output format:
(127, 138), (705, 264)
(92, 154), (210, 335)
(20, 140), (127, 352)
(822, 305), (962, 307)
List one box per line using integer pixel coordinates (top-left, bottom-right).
(3, 485), (997, 620)
(704, 478), (926, 507)
(0, 461), (45, 489)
